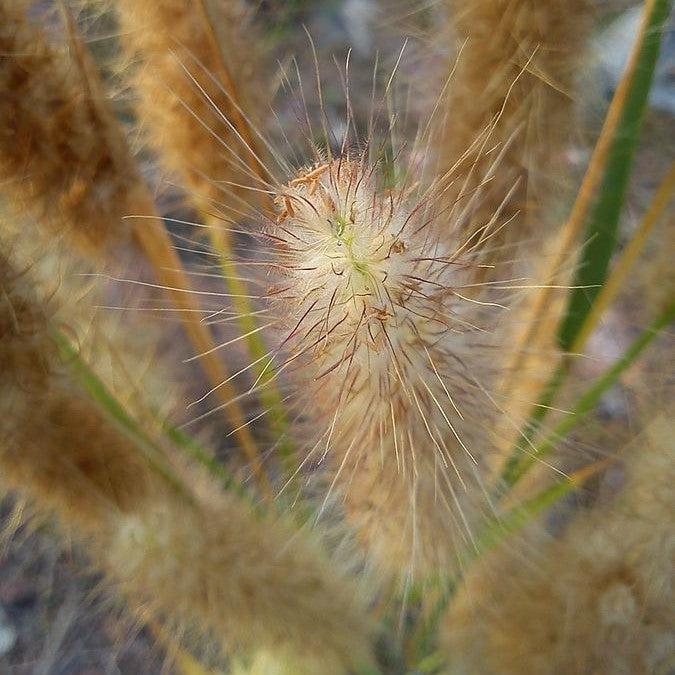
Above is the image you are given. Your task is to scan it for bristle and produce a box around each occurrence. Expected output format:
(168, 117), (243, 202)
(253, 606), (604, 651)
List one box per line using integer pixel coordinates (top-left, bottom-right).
(441, 417), (675, 674)
(270, 156), (502, 581)
(112, 0), (267, 208)
(431, 0), (593, 267)
(0, 0), (134, 253)
(103, 488), (374, 673)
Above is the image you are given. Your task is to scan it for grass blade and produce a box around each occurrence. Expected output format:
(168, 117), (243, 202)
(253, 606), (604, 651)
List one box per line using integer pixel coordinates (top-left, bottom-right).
(571, 161), (675, 352)
(558, 0), (672, 350)
(497, 1), (672, 497)
(51, 329), (192, 499)
(497, 164), (675, 496)
(504, 0), (671, 385)
(503, 298), (675, 487)
(208, 225), (296, 469)
(52, 329), (252, 504)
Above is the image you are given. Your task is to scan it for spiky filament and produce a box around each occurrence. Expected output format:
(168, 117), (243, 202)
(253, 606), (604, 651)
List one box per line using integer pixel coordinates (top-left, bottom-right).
(431, 0), (592, 266)
(270, 156), (504, 580)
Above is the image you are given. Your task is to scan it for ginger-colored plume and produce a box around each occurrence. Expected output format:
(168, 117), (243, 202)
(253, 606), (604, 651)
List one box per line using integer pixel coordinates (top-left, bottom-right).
(0, 0), (135, 253)
(441, 417), (675, 674)
(0, 252), (151, 531)
(112, 0), (267, 209)
(0, 1), (271, 483)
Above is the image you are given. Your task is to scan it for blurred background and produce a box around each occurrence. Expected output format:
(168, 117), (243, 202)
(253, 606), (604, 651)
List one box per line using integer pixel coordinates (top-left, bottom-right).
(1, 0), (673, 672)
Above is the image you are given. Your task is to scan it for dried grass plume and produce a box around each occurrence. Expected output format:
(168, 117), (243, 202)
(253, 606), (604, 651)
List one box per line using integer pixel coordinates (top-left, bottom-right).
(0, 0), (135, 253)
(441, 417), (675, 674)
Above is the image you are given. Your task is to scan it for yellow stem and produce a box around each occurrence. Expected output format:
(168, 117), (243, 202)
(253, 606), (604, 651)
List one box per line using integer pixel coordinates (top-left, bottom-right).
(170, 3), (293, 473)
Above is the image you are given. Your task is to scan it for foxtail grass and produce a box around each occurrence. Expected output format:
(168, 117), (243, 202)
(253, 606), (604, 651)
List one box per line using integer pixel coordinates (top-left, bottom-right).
(268, 154), (507, 582)
(441, 416), (675, 675)
(0, 0), (269, 491)
(1, 1), (672, 672)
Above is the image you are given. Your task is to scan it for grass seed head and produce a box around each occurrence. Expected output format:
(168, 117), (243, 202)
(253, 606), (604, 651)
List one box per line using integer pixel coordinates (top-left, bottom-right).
(112, 0), (264, 209)
(0, 251), (151, 532)
(271, 155), (502, 580)
(430, 0), (593, 267)
(104, 488), (374, 673)
(0, 0), (135, 254)
(441, 416), (675, 674)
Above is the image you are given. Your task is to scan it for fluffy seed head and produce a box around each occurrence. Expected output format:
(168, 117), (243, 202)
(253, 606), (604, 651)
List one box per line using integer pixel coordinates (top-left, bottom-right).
(103, 490), (373, 673)
(0, 251), (151, 531)
(271, 155), (501, 580)
(273, 156), (479, 380)
(430, 0), (593, 266)
(112, 0), (263, 207)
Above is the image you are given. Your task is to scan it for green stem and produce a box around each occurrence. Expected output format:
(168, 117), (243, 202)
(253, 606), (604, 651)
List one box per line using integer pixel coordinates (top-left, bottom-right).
(52, 328), (252, 505)
(210, 228), (296, 472)
(505, 299), (674, 487)
(558, 0), (672, 350)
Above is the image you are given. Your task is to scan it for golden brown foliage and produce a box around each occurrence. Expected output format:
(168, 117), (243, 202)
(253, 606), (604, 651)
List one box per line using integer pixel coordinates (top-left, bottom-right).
(0, 251), (372, 672)
(112, 0), (267, 209)
(0, 253), (150, 531)
(1, 1), (270, 484)
(3, 390), (152, 532)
